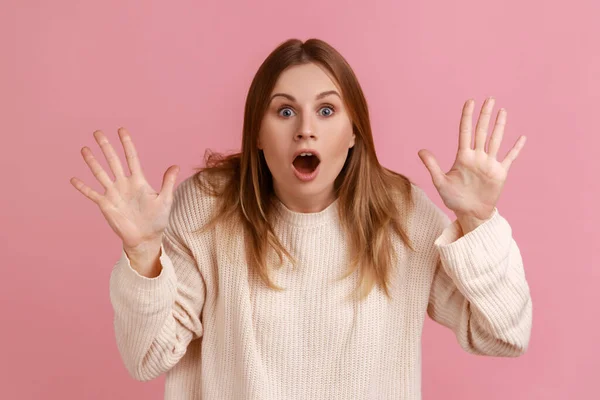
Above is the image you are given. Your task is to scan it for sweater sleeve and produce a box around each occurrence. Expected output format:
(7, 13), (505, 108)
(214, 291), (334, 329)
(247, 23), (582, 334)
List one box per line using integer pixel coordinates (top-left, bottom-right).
(421, 192), (532, 357)
(108, 182), (207, 381)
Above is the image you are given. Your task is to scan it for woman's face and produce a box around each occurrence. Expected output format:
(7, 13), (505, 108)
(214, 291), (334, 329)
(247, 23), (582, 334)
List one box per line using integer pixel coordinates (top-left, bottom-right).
(258, 62), (355, 213)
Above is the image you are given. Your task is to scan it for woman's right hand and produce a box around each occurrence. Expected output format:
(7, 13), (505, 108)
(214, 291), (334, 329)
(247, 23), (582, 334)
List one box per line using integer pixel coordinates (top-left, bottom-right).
(70, 128), (180, 254)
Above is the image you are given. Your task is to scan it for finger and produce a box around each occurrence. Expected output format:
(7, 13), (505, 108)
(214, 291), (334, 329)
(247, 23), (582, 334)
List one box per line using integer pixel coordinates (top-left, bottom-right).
(81, 146), (113, 189)
(70, 176), (103, 204)
(500, 136), (526, 171)
(474, 97), (495, 151)
(458, 99), (475, 151)
(118, 127), (144, 177)
(93, 130), (126, 178)
(487, 108), (507, 159)
(418, 149), (444, 185)
(159, 165), (180, 200)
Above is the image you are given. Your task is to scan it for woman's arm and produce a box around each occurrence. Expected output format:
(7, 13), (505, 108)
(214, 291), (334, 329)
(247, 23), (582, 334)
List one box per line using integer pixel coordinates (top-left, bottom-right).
(109, 181), (208, 381)
(427, 206), (533, 357)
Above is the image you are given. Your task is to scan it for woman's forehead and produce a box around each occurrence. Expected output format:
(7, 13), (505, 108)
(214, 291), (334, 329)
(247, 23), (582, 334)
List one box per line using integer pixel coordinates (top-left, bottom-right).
(271, 63), (341, 98)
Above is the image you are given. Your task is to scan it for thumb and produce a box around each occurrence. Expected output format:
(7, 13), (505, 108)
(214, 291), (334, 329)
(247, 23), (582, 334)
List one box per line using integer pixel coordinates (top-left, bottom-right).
(418, 149), (444, 183)
(159, 165), (179, 200)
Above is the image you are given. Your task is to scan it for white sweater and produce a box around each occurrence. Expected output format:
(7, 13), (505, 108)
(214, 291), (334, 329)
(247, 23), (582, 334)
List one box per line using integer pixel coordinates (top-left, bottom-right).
(109, 174), (532, 399)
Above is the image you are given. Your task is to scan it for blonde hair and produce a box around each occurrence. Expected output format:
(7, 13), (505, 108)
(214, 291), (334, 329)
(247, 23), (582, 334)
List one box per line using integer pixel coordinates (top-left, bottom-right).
(191, 38), (416, 300)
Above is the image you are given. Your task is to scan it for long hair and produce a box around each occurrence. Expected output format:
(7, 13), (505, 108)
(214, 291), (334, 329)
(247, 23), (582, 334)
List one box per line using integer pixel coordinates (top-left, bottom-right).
(191, 38), (416, 300)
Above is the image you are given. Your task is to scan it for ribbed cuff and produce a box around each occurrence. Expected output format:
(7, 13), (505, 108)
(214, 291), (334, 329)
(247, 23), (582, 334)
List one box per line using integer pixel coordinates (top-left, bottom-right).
(110, 242), (178, 315)
(434, 207), (513, 294)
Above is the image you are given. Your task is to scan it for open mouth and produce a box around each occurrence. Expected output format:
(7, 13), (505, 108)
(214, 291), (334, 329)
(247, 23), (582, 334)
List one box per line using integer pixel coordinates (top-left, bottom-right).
(292, 152), (321, 174)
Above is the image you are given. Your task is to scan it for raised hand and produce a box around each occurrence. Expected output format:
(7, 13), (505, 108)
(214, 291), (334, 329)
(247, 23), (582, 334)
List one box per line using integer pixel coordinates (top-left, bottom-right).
(417, 97), (526, 233)
(70, 128), (180, 252)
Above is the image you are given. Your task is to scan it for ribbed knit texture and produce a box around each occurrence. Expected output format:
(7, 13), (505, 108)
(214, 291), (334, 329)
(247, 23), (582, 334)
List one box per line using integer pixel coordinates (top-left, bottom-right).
(109, 174), (532, 400)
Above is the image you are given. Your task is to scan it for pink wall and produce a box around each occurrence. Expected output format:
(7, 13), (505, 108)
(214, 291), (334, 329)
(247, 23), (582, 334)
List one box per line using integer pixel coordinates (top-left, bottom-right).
(2, 0), (598, 398)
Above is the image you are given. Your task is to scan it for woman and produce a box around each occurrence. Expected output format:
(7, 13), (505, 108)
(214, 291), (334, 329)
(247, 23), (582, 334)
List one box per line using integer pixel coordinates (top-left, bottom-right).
(70, 38), (532, 400)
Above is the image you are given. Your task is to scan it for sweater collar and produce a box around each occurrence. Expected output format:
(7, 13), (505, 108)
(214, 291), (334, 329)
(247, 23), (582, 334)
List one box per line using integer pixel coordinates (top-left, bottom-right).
(273, 196), (340, 228)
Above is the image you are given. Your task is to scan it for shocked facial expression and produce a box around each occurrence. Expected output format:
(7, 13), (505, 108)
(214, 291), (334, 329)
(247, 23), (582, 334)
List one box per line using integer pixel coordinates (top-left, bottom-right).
(258, 62), (355, 208)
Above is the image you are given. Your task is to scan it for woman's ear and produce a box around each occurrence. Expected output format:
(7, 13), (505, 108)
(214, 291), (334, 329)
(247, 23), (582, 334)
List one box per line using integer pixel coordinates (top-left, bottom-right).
(349, 133), (356, 149)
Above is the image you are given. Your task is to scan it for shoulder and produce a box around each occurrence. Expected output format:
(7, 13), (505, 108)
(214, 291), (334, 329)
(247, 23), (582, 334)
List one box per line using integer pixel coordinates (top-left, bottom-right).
(169, 171), (222, 234)
(406, 183), (452, 249)
(408, 183), (450, 222)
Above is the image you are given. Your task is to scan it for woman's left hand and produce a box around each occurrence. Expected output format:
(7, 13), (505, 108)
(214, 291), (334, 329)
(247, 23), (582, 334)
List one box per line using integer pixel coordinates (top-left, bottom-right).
(417, 97), (527, 234)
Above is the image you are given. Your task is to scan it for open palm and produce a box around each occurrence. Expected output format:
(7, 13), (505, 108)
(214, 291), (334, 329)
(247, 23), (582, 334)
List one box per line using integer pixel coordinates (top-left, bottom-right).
(418, 97), (526, 221)
(70, 128), (180, 251)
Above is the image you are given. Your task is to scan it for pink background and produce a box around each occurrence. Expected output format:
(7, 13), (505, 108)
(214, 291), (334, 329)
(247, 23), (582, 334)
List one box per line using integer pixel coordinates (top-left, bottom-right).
(2, 0), (598, 398)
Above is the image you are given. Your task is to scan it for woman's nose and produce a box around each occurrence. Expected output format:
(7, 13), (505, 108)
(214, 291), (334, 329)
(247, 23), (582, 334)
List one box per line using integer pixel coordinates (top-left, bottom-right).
(295, 113), (316, 140)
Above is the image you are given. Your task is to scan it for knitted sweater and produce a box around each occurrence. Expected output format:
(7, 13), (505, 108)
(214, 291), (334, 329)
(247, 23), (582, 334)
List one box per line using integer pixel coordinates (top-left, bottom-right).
(109, 174), (532, 400)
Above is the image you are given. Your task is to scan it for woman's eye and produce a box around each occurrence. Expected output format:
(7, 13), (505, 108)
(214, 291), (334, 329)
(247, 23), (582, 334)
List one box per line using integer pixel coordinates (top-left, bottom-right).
(319, 106), (335, 117)
(278, 107), (295, 118)
(277, 106), (335, 118)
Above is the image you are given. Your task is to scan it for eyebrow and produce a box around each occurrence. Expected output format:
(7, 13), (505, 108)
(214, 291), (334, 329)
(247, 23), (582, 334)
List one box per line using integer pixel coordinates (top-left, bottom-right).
(269, 90), (341, 103)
